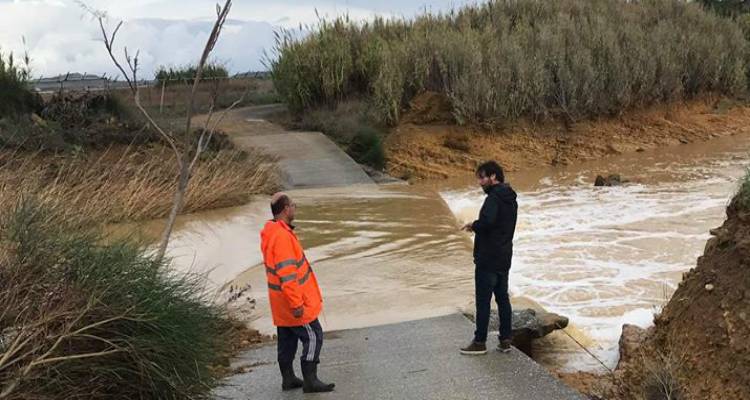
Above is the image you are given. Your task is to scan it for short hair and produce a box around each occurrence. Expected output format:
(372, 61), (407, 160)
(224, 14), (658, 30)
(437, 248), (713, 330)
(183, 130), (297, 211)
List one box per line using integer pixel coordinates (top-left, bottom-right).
(476, 161), (505, 183)
(271, 194), (291, 216)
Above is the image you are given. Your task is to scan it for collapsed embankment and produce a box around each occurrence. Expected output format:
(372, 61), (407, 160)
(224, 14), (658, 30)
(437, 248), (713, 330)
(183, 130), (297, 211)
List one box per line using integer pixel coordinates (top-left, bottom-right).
(558, 189), (750, 399)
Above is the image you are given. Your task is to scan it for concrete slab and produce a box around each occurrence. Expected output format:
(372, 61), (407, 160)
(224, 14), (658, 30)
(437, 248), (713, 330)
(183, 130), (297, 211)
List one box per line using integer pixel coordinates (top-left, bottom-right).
(214, 314), (585, 400)
(194, 105), (376, 189)
(235, 132), (374, 189)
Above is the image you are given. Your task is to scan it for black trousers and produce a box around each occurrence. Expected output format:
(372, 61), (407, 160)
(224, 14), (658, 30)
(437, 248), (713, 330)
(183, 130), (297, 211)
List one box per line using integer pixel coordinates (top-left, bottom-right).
(473, 268), (513, 343)
(277, 318), (324, 365)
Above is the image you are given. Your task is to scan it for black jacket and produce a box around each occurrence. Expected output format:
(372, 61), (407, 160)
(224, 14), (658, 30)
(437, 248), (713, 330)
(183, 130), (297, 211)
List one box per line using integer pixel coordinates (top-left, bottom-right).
(472, 183), (518, 270)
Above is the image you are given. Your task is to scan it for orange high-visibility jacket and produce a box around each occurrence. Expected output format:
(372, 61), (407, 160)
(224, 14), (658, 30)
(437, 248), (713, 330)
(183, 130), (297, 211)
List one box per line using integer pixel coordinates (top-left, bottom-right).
(260, 219), (323, 327)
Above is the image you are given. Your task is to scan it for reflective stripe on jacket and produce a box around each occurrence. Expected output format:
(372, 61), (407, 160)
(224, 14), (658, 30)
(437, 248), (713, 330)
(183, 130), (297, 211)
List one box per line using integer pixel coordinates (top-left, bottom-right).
(260, 219), (323, 327)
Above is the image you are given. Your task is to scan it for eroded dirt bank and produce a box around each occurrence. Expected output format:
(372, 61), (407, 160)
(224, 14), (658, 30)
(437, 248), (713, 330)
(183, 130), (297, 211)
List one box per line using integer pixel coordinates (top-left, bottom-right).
(386, 94), (750, 180)
(558, 195), (750, 399)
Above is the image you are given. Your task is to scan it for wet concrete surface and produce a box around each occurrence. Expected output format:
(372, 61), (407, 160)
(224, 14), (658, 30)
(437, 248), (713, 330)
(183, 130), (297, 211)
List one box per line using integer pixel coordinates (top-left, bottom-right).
(235, 132), (374, 188)
(214, 314), (585, 400)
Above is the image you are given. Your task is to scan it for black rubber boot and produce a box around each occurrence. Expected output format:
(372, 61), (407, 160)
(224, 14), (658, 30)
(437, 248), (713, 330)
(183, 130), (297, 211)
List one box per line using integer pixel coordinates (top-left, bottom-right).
(279, 363), (303, 391)
(301, 360), (335, 393)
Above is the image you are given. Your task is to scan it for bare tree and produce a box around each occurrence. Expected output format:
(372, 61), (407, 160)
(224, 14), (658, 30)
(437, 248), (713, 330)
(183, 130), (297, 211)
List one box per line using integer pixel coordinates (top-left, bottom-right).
(83, 0), (242, 261)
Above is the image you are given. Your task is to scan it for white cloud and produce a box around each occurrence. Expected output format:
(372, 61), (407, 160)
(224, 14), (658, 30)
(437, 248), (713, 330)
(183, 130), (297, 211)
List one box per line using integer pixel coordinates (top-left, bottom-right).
(0, 0), (483, 77)
(0, 1), (275, 78)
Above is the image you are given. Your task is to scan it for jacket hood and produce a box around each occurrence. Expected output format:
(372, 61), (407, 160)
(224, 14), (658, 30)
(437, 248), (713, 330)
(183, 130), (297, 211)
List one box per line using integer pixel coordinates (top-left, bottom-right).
(485, 183), (517, 203)
(261, 220), (295, 255)
(260, 220), (277, 258)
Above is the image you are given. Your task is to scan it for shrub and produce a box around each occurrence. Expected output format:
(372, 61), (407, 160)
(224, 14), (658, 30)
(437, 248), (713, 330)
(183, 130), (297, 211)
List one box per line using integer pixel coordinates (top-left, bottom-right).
(155, 63), (229, 86)
(0, 92), (151, 152)
(0, 51), (42, 118)
(269, 0), (749, 127)
(0, 199), (231, 399)
(349, 126), (386, 170)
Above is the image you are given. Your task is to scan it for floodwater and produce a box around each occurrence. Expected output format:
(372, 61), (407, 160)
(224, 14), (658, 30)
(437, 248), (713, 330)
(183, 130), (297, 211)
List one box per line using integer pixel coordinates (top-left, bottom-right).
(147, 133), (750, 372)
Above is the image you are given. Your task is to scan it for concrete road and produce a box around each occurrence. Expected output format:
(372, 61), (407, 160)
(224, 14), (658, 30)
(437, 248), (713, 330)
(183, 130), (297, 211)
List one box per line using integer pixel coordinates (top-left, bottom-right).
(197, 104), (374, 189)
(214, 314), (585, 400)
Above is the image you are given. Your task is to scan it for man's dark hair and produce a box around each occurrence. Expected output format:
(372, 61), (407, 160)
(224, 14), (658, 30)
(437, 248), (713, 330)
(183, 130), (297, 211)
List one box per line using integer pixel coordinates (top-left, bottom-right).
(476, 161), (505, 183)
(271, 194), (291, 216)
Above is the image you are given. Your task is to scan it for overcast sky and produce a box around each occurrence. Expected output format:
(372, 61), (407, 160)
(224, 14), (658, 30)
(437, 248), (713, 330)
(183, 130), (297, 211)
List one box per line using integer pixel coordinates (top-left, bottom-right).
(0, 0), (477, 79)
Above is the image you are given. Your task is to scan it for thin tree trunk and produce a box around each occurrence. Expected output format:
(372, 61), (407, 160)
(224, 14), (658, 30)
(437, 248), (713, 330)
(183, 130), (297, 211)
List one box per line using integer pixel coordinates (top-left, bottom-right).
(156, 163), (190, 262)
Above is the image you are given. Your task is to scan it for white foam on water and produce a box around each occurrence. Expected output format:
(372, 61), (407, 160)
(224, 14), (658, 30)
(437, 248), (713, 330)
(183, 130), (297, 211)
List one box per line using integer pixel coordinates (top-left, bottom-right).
(440, 146), (750, 371)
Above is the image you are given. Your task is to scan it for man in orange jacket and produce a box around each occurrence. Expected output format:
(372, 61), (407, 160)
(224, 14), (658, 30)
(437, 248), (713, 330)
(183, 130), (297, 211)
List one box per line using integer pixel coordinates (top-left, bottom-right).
(261, 192), (335, 393)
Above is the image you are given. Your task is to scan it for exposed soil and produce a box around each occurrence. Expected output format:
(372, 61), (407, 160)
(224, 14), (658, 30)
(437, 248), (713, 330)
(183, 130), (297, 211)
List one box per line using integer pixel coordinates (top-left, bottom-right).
(212, 317), (273, 378)
(566, 196), (750, 400)
(385, 93), (750, 180)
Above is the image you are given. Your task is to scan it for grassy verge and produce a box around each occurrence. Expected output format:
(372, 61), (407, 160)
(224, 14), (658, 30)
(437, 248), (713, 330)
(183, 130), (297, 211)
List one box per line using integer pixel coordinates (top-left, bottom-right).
(0, 144), (279, 224)
(270, 0), (748, 127)
(0, 199), (233, 399)
(0, 84), (280, 224)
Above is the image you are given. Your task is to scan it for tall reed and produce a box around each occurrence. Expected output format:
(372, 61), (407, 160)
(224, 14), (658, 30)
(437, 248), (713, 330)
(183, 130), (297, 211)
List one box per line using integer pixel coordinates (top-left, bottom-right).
(270, 0), (749, 126)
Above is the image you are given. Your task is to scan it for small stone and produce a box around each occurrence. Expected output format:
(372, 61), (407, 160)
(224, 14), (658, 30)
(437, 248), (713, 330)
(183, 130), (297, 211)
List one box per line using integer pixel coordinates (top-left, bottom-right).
(705, 284), (715, 292)
(594, 175), (606, 186)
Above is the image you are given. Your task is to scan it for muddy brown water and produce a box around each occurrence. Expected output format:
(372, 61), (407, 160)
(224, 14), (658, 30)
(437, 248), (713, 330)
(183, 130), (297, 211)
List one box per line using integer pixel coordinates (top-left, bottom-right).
(130, 133), (750, 372)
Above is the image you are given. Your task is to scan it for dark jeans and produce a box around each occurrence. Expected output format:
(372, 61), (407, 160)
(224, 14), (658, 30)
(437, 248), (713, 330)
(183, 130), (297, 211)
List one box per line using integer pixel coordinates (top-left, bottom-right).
(473, 268), (512, 343)
(277, 318), (323, 365)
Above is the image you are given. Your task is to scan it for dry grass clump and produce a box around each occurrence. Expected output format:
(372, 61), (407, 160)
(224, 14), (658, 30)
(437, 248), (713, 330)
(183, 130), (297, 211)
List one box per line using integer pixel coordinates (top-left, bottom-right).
(270, 0), (748, 126)
(0, 144), (280, 224)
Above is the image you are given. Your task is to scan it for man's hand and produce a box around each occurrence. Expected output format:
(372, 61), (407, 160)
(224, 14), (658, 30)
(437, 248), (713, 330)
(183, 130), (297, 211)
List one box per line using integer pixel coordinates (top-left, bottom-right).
(293, 306), (304, 318)
(461, 222), (474, 232)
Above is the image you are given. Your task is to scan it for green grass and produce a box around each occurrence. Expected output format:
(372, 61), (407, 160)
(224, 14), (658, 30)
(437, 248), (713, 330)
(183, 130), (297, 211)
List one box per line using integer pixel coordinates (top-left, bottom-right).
(155, 63), (229, 86)
(0, 199), (232, 399)
(269, 0), (749, 127)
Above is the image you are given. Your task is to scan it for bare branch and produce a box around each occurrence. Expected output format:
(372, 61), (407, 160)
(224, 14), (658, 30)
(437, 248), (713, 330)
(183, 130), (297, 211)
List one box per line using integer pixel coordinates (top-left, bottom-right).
(183, 0), (233, 144)
(188, 82), (247, 173)
(95, 17), (134, 93)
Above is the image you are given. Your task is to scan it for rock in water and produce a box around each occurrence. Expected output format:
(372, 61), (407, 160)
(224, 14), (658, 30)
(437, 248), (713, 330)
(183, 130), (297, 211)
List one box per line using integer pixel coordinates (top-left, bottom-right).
(478, 308), (569, 355)
(594, 174), (624, 187)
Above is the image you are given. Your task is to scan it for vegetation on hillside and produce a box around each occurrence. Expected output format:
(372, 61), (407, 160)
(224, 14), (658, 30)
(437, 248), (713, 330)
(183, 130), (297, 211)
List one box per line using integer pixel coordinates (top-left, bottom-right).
(0, 200), (231, 399)
(270, 0), (749, 127)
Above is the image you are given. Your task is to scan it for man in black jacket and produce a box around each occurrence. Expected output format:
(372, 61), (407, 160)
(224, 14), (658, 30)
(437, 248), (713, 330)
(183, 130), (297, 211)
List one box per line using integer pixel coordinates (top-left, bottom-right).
(460, 161), (518, 355)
